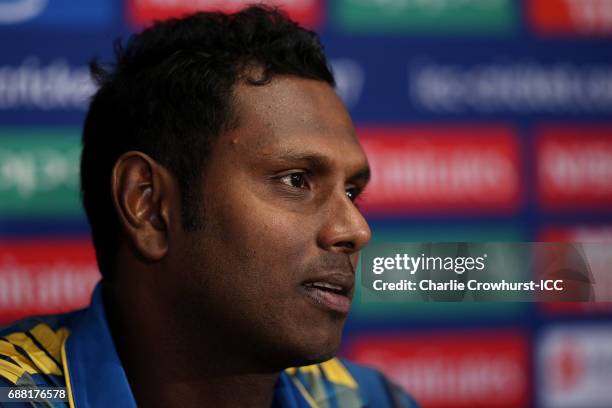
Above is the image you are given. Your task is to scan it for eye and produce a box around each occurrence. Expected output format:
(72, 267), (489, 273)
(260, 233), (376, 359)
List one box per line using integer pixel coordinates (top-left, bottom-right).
(279, 172), (307, 189)
(345, 186), (360, 202)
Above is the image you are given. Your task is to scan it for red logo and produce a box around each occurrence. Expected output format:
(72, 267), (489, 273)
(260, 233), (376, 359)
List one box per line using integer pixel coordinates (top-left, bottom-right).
(127, 0), (323, 29)
(344, 331), (530, 408)
(553, 339), (582, 391)
(357, 126), (521, 215)
(537, 126), (612, 210)
(529, 0), (612, 35)
(538, 326), (612, 406)
(0, 239), (100, 324)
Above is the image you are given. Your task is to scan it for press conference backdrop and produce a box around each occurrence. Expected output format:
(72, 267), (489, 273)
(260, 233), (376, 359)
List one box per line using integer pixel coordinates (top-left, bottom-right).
(0, 1), (611, 407)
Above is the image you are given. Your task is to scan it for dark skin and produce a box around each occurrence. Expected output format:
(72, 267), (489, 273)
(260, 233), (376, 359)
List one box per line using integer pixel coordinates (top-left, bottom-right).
(104, 75), (372, 407)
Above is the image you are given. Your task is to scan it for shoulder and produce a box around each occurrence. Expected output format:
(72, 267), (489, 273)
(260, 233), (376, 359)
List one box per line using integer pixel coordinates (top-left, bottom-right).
(286, 358), (419, 408)
(0, 313), (76, 387)
(340, 359), (420, 408)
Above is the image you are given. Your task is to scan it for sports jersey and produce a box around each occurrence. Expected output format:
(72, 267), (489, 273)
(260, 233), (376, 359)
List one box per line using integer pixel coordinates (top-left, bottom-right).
(0, 284), (418, 407)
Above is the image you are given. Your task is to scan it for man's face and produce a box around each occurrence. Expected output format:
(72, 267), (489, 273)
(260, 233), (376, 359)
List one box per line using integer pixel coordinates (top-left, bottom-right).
(170, 75), (371, 370)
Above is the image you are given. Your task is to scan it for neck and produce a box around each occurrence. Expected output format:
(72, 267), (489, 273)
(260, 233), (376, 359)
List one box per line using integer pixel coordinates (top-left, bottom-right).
(102, 279), (280, 408)
(132, 373), (279, 408)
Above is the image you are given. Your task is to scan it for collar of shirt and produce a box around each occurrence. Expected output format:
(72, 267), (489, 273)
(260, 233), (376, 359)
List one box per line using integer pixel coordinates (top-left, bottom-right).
(64, 283), (312, 408)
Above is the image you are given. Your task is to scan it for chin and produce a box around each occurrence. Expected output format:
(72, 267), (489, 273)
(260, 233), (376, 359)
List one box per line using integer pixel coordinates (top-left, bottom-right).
(260, 305), (347, 369)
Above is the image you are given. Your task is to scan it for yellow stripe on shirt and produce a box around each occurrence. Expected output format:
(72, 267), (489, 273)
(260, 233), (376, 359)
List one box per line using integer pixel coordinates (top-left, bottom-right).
(0, 358), (27, 384)
(30, 323), (67, 365)
(0, 340), (39, 374)
(61, 334), (76, 408)
(4, 331), (62, 376)
(320, 358), (357, 389)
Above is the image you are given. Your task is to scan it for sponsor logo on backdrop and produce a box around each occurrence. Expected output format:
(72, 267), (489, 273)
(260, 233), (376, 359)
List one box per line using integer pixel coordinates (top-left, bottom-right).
(357, 126), (521, 214)
(0, 240), (99, 324)
(0, 58), (95, 111)
(345, 332), (530, 408)
(536, 126), (612, 210)
(332, 0), (516, 33)
(538, 325), (612, 407)
(0, 0), (111, 27)
(127, 0), (323, 28)
(330, 58), (364, 108)
(0, 129), (83, 216)
(0, 0), (47, 24)
(410, 59), (612, 114)
(529, 0), (612, 35)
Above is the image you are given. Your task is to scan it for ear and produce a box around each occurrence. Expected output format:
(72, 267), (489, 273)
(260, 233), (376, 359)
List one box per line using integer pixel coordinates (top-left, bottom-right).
(111, 151), (173, 261)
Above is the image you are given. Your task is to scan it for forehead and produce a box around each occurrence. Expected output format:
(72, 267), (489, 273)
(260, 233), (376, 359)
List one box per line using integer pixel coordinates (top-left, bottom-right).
(225, 76), (364, 160)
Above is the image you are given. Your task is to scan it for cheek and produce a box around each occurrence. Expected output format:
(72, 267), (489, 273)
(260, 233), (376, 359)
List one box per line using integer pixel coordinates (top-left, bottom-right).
(211, 191), (315, 273)
(176, 189), (346, 363)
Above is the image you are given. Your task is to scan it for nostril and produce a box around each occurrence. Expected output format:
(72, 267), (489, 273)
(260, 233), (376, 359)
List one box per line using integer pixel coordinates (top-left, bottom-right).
(335, 241), (355, 250)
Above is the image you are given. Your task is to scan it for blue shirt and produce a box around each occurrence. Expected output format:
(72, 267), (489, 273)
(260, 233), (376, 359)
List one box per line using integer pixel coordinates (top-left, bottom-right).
(0, 284), (418, 407)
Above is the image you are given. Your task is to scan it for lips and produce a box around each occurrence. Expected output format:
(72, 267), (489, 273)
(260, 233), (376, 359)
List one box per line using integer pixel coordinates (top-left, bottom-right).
(301, 272), (354, 314)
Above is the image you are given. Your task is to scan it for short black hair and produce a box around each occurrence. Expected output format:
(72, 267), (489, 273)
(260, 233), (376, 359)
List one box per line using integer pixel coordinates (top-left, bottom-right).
(81, 5), (335, 278)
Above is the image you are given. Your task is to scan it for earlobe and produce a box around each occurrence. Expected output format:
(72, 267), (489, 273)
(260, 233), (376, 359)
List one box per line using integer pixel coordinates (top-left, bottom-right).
(111, 151), (170, 262)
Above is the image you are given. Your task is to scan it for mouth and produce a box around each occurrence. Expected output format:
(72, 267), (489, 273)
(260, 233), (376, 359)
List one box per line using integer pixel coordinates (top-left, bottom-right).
(300, 274), (354, 315)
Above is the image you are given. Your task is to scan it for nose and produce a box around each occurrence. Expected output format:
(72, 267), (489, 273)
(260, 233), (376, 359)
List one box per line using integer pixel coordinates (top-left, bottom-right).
(317, 190), (372, 255)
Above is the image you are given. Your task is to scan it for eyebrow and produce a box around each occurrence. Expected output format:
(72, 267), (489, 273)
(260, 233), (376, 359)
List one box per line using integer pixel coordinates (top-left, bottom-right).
(350, 167), (371, 185)
(275, 150), (371, 185)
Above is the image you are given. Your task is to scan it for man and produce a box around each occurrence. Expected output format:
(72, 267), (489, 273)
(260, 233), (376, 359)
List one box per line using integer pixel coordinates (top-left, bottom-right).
(0, 6), (418, 407)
